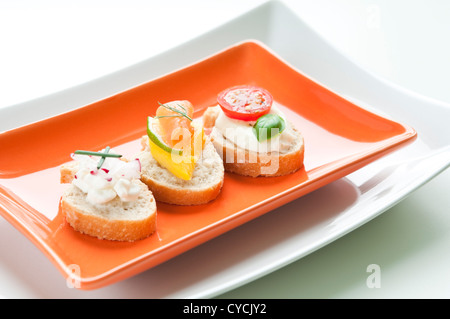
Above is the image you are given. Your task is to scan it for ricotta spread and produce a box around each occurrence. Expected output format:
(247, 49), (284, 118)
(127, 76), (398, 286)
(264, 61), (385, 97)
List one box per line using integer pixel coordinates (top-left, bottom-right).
(71, 150), (141, 205)
(213, 104), (297, 153)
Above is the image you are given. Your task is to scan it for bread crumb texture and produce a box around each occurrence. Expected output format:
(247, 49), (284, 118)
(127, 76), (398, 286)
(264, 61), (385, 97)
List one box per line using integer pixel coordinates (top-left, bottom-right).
(61, 180), (157, 241)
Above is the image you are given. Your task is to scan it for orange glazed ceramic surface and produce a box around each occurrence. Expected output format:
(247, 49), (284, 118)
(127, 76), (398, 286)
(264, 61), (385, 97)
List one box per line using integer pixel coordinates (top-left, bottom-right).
(0, 40), (416, 290)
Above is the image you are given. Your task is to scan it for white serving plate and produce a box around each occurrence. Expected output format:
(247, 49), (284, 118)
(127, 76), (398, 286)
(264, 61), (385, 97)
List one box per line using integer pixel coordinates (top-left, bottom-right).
(0, 0), (449, 298)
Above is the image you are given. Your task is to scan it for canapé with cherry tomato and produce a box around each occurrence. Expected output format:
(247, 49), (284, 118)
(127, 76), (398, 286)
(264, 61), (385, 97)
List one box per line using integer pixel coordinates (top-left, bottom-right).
(202, 85), (304, 177)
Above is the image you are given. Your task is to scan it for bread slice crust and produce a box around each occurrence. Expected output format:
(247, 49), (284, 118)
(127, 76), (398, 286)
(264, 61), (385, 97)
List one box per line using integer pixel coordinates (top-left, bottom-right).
(210, 127), (304, 177)
(137, 136), (224, 205)
(60, 162), (157, 242)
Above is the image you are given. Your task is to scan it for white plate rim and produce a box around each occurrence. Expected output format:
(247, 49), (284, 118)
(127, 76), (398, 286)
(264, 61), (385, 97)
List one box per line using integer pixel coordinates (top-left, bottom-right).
(0, 0), (449, 298)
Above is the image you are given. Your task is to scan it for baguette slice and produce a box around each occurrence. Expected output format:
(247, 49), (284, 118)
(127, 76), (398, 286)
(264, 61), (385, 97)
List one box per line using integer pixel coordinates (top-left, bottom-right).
(60, 162), (157, 242)
(203, 105), (305, 177)
(137, 135), (224, 205)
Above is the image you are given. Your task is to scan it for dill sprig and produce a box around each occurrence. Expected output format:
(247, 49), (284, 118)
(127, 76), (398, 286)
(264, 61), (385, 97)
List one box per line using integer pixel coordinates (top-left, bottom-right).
(154, 114), (184, 119)
(157, 102), (193, 121)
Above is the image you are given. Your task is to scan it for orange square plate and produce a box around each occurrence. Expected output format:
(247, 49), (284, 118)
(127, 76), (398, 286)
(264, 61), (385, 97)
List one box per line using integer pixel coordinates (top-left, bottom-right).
(0, 40), (416, 290)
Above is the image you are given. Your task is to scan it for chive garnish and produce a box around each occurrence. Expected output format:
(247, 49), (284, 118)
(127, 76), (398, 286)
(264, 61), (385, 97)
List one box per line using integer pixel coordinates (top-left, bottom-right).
(74, 147), (122, 169)
(157, 102), (193, 121)
(74, 149), (122, 158)
(96, 146), (110, 169)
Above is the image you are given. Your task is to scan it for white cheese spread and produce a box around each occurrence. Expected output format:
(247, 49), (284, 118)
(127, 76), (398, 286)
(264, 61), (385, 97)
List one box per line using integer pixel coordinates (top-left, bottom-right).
(71, 150), (141, 205)
(213, 104), (297, 154)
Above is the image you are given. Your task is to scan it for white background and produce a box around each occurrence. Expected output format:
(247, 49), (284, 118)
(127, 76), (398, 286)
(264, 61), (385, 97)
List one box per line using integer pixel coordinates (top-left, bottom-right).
(1, 0), (450, 298)
(2, 0), (450, 109)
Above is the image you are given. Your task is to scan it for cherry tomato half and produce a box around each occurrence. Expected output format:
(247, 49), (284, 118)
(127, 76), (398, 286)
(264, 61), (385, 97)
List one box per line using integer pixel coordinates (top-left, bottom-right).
(217, 85), (273, 121)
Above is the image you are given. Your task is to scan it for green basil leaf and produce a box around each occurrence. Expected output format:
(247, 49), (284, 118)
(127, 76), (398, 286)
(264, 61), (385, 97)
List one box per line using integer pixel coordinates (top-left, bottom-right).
(253, 114), (286, 141)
